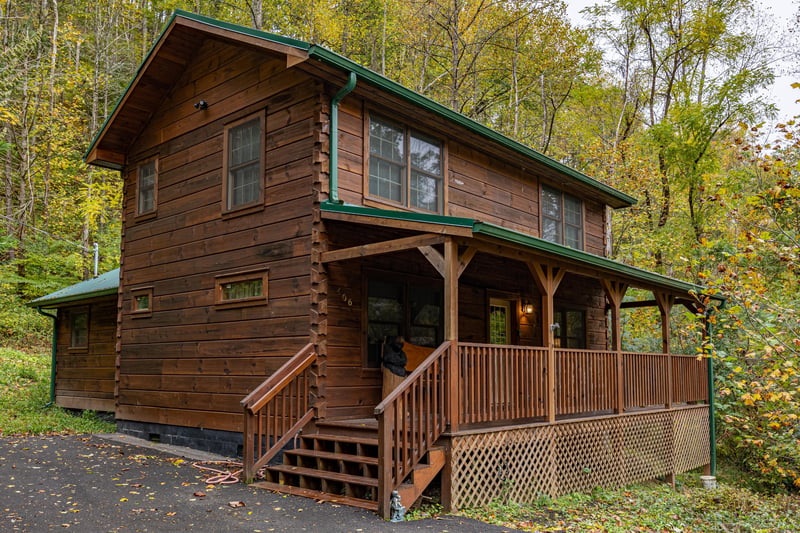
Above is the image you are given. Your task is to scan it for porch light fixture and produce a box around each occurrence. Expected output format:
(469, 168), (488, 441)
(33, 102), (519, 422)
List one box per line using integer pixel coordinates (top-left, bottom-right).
(523, 301), (535, 315)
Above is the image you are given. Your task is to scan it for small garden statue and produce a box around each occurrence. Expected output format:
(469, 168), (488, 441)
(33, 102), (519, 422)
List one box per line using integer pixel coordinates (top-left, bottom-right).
(389, 490), (406, 522)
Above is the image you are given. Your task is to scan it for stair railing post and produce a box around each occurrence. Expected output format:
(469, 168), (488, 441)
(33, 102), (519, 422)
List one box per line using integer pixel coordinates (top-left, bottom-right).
(377, 405), (394, 520)
(243, 405), (255, 483)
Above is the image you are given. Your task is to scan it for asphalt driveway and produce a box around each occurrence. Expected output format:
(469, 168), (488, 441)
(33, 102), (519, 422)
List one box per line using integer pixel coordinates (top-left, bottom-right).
(0, 433), (515, 532)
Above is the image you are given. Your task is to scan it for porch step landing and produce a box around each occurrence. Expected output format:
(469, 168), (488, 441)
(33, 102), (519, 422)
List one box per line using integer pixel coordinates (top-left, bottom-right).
(253, 417), (443, 512)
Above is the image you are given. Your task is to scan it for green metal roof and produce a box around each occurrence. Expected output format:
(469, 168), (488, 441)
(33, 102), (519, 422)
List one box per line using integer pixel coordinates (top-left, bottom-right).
(85, 9), (636, 207)
(320, 202), (713, 296)
(27, 268), (120, 308)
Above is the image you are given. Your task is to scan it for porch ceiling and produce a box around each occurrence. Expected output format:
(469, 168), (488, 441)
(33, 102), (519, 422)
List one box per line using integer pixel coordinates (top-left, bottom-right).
(320, 201), (723, 302)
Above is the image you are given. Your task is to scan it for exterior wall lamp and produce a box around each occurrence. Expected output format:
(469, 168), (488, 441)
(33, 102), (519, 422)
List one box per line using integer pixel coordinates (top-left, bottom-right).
(523, 301), (535, 315)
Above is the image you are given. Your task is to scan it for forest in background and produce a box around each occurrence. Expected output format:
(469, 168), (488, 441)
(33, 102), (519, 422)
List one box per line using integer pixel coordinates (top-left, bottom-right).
(1, 0), (799, 493)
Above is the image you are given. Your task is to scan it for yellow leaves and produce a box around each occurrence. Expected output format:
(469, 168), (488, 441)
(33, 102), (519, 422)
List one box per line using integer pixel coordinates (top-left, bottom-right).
(0, 106), (18, 126)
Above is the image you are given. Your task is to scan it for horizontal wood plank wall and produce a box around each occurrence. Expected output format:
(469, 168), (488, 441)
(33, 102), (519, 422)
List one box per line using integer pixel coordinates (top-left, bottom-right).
(583, 200), (606, 256)
(56, 300), (117, 412)
(329, 93), (609, 257)
(117, 39), (320, 433)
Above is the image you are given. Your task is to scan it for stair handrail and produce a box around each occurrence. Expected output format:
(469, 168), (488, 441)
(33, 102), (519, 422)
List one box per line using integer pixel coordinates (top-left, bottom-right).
(241, 343), (317, 483)
(374, 340), (455, 519)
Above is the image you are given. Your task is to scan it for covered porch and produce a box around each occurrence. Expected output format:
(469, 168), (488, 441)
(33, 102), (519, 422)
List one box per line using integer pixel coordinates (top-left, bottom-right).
(241, 203), (717, 517)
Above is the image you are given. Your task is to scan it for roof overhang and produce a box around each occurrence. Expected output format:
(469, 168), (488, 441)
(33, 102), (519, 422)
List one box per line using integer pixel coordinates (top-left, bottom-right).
(84, 10), (309, 169)
(320, 202), (723, 302)
(26, 269), (120, 308)
(84, 10), (635, 208)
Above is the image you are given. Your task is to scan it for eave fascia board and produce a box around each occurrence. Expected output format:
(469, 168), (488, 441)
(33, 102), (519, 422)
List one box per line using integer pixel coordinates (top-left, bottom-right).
(27, 287), (119, 309)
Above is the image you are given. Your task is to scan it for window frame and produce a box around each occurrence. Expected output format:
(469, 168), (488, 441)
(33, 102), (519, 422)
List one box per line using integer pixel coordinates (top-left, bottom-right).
(131, 286), (154, 318)
(69, 308), (89, 350)
(553, 308), (587, 349)
(541, 185), (584, 250)
(365, 113), (446, 214)
(214, 268), (269, 309)
(222, 111), (266, 215)
(135, 157), (158, 219)
(363, 273), (444, 369)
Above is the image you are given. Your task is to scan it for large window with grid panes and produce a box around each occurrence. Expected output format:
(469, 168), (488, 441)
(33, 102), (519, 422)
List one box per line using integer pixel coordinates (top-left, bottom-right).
(367, 114), (443, 213)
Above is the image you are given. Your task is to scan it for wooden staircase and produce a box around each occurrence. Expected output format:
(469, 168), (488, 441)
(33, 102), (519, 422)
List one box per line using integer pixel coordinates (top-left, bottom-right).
(252, 418), (445, 512)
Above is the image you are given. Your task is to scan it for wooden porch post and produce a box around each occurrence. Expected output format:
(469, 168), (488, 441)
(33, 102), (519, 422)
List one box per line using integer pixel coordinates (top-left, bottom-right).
(601, 280), (628, 414)
(444, 238), (459, 432)
(529, 263), (565, 423)
(655, 291), (674, 409)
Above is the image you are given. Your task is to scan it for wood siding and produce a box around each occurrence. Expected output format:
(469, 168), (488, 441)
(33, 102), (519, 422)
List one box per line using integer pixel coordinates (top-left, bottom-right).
(332, 96), (608, 256)
(117, 38), (320, 433)
(55, 299), (117, 412)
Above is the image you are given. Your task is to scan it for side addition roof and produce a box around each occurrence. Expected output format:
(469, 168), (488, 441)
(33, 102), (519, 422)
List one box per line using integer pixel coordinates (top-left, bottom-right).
(27, 268), (120, 308)
(84, 9), (636, 209)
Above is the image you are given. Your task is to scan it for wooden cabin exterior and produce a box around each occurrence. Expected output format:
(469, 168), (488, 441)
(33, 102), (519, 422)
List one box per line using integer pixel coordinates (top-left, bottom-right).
(31, 10), (720, 517)
(28, 269), (119, 412)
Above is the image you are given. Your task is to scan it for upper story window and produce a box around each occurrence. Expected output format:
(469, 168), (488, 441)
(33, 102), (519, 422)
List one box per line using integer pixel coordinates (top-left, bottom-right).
(368, 115), (443, 213)
(223, 113), (264, 212)
(542, 185), (583, 249)
(136, 159), (157, 217)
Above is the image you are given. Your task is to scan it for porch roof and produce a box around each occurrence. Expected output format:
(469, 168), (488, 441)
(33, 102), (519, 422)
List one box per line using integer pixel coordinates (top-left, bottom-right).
(320, 201), (723, 300)
(26, 268), (120, 308)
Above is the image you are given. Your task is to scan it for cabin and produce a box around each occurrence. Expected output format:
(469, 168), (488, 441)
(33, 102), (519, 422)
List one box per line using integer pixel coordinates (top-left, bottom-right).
(29, 10), (721, 518)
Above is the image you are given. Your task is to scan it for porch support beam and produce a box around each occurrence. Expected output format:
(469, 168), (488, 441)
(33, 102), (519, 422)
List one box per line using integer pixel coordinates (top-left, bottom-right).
(601, 279), (628, 414)
(418, 245), (445, 277)
(320, 233), (445, 263)
(457, 246), (477, 277)
(655, 291), (675, 409)
(444, 238), (459, 434)
(528, 262), (565, 423)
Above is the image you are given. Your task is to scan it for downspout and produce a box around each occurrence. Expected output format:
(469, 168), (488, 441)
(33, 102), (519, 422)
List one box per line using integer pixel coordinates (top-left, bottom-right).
(706, 299), (725, 477)
(328, 72), (357, 204)
(36, 307), (58, 407)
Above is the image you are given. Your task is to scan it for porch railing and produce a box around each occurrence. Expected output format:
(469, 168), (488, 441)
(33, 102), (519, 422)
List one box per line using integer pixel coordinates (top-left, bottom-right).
(459, 343), (547, 425)
(374, 340), (454, 519)
(240, 343), (317, 483)
(556, 349), (618, 416)
(457, 344), (709, 426)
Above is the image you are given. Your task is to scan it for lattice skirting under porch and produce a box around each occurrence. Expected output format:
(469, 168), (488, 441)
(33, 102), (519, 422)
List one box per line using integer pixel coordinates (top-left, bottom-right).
(449, 406), (709, 509)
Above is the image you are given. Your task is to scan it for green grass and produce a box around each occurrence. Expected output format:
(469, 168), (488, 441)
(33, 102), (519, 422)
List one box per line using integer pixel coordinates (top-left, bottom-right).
(0, 346), (115, 436)
(456, 476), (800, 532)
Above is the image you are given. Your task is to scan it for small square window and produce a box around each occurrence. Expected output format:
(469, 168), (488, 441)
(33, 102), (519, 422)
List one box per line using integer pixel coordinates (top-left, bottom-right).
(223, 113), (265, 212)
(131, 287), (153, 317)
(136, 159), (157, 217)
(70, 311), (89, 349)
(215, 269), (268, 308)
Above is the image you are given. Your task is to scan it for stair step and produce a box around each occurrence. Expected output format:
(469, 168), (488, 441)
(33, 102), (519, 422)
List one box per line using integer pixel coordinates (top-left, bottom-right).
(285, 447), (379, 466)
(266, 464), (379, 487)
(252, 481), (378, 512)
(302, 432), (379, 447)
(316, 418), (378, 438)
